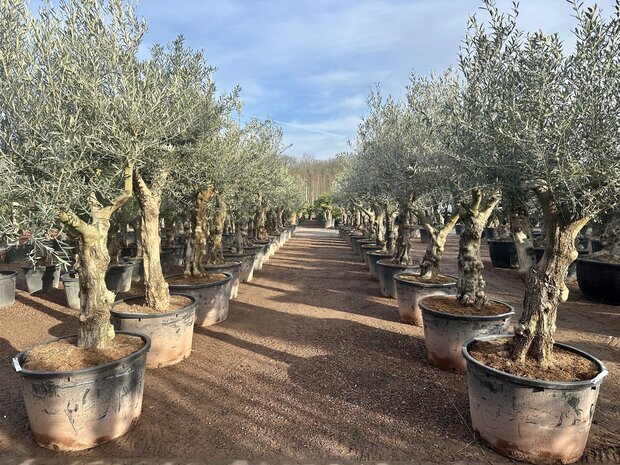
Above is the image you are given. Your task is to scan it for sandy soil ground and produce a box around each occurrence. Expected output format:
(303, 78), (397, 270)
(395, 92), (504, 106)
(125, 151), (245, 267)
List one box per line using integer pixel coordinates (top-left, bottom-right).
(0, 226), (618, 463)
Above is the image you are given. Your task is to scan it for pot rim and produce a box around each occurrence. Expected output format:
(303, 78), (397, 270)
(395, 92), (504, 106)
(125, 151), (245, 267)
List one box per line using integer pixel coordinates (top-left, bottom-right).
(111, 293), (197, 320)
(60, 272), (79, 282)
(394, 272), (458, 288)
(577, 255), (620, 267)
(122, 256), (144, 262)
(462, 334), (608, 389)
(361, 243), (382, 249)
(366, 251), (394, 258)
(166, 271), (232, 289)
(0, 270), (17, 279)
(108, 262), (135, 270)
(486, 239), (516, 244)
(419, 296), (515, 321)
(377, 258), (419, 269)
(20, 263), (60, 271)
(223, 252), (257, 258)
(12, 331), (151, 379)
(203, 260), (242, 270)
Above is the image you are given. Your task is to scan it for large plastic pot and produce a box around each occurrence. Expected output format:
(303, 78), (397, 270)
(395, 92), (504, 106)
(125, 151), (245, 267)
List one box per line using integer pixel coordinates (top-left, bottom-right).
(111, 295), (196, 368)
(454, 223), (464, 235)
(349, 234), (368, 255)
(354, 238), (375, 261)
(0, 270), (17, 308)
(463, 335), (608, 464)
(12, 332), (150, 451)
(21, 264), (60, 294)
(122, 256), (144, 283)
(361, 244), (383, 269)
(167, 272), (232, 327)
(576, 257), (620, 305)
(160, 249), (173, 274)
(243, 245), (265, 272)
(590, 239), (603, 253)
(223, 252), (256, 283)
(204, 261), (242, 299)
(105, 263), (135, 293)
(346, 232), (362, 247)
(394, 273), (457, 326)
(4, 244), (33, 263)
(487, 239), (519, 269)
(367, 251), (393, 282)
(484, 227), (500, 241)
(419, 296), (514, 372)
(376, 259), (419, 298)
(60, 272), (80, 310)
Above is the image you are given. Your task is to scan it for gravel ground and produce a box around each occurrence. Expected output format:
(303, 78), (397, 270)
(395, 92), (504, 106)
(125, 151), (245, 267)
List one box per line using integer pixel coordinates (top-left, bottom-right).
(0, 226), (618, 464)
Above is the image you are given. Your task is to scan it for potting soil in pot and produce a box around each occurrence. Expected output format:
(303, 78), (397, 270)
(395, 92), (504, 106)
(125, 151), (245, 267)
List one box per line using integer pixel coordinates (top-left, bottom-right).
(468, 339), (600, 382)
(113, 294), (192, 315)
(422, 295), (510, 316)
(397, 274), (455, 285)
(166, 273), (227, 285)
(22, 335), (144, 371)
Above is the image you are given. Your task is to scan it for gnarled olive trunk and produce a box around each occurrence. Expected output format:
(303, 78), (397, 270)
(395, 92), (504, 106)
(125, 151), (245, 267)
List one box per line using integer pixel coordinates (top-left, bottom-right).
(384, 207), (396, 254)
(254, 198), (268, 241)
(184, 187), (214, 277)
(393, 201), (415, 265)
(418, 212), (460, 278)
(276, 206), (284, 230)
(208, 196), (227, 265)
(511, 219), (586, 366)
(508, 204), (536, 277)
(234, 218), (245, 254)
(456, 189), (501, 307)
(58, 165), (132, 349)
(134, 171), (170, 311)
(373, 205), (385, 247)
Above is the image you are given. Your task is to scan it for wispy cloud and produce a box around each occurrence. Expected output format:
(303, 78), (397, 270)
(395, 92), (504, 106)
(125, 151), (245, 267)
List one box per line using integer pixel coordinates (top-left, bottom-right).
(132, 0), (617, 158)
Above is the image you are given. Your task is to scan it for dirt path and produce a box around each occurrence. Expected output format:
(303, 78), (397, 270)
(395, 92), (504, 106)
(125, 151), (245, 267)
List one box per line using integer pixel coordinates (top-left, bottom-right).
(0, 227), (618, 463)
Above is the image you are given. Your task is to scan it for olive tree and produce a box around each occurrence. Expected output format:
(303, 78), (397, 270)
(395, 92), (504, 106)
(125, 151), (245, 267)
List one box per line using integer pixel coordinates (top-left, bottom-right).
(465, 1), (620, 365)
(406, 70), (461, 278)
(0, 0), (152, 348)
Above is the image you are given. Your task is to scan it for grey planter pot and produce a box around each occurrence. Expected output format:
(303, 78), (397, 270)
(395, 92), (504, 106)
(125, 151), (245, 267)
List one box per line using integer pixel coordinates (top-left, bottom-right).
(60, 272), (80, 310)
(419, 297), (514, 372)
(0, 270), (17, 308)
(167, 272), (232, 327)
(376, 259), (419, 298)
(463, 335), (608, 464)
(21, 264), (60, 294)
(111, 295), (196, 368)
(367, 251), (393, 282)
(204, 261), (242, 299)
(394, 273), (457, 326)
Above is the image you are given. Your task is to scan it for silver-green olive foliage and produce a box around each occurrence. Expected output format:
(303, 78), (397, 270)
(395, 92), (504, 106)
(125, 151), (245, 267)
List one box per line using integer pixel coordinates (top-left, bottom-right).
(461, 0), (620, 224)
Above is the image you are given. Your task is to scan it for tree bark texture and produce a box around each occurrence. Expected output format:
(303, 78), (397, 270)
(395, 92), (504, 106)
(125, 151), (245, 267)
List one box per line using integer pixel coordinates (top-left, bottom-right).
(208, 196), (227, 265)
(508, 204), (536, 277)
(456, 189), (501, 307)
(58, 164), (133, 349)
(510, 182), (590, 366)
(134, 170), (170, 311)
(184, 186), (214, 277)
(393, 200), (415, 265)
(417, 211), (460, 278)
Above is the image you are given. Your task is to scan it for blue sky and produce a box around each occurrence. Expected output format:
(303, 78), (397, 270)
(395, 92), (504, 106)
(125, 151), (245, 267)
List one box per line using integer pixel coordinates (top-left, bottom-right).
(137, 1), (613, 158)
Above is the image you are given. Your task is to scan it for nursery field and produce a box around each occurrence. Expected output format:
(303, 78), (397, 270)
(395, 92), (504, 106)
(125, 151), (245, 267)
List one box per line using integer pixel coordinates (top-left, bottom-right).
(0, 226), (618, 464)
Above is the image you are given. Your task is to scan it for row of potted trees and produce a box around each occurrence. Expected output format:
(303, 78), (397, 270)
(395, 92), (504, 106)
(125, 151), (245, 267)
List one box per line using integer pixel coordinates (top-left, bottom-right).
(0, 0), (304, 451)
(332, 1), (618, 463)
